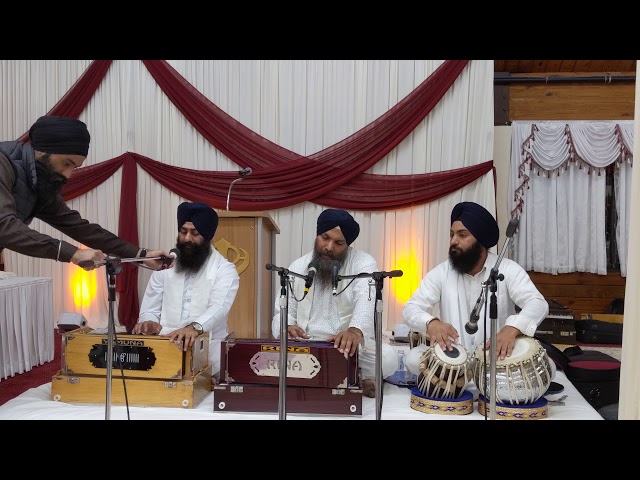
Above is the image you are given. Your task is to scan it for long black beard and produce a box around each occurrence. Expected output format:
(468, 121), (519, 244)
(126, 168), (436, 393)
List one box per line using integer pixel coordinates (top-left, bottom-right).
(449, 240), (484, 274)
(308, 240), (349, 287)
(35, 156), (67, 198)
(174, 238), (212, 274)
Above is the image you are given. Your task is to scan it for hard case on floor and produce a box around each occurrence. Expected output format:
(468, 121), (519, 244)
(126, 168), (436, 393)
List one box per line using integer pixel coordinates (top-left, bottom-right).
(574, 314), (623, 345)
(537, 338), (621, 411)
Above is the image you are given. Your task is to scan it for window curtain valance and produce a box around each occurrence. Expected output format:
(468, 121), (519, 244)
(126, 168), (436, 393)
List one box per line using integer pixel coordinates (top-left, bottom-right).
(510, 120), (633, 277)
(512, 121), (634, 218)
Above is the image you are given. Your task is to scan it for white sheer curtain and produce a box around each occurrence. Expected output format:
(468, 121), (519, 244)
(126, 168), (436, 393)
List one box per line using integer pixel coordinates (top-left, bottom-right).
(510, 120), (633, 276)
(1, 60), (495, 332)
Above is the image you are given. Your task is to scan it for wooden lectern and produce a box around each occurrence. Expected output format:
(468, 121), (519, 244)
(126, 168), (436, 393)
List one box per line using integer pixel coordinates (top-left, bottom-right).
(212, 211), (279, 338)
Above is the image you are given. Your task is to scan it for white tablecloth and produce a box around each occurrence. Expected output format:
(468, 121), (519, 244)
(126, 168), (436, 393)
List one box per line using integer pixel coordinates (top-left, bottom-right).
(0, 277), (54, 381)
(0, 370), (603, 420)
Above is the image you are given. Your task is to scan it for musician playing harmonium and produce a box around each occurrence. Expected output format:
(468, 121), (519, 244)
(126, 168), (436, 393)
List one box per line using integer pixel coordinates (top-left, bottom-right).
(271, 208), (399, 398)
(402, 202), (549, 398)
(132, 202), (240, 380)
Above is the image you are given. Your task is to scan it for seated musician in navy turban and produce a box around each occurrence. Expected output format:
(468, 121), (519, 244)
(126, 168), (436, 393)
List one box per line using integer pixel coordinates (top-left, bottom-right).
(271, 208), (399, 398)
(402, 201), (549, 396)
(133, 201), (240, 380)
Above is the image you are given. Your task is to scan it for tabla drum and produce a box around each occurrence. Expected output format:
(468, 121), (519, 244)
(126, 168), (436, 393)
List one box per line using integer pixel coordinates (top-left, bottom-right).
(409, 331), (429, 349)
(416, 343), (474, 399)
(473, 336), (553, 405)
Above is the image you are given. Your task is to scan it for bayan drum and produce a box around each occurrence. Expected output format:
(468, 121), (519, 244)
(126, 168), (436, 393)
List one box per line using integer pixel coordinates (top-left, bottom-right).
(473, 336), (553, 405)
(417, 343), (474, 399)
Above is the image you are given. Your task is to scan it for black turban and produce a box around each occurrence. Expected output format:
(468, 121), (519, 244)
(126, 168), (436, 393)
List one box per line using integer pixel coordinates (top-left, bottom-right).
(316, 209), (360, 245)
(451, 202), (499, 249)
(29, 116), (91, 157)
(177, 202), (219, 243)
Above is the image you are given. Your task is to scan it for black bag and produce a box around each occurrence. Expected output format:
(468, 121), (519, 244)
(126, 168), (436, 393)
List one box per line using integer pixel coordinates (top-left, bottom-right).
(574, 319), (623, 344)
(537, 338), (621, 411)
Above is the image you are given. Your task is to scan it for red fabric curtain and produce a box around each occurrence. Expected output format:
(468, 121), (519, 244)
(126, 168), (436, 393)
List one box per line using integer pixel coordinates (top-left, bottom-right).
(115, 155), (140, 330)
(17, 61), (113, 143)
(39, 59), (493, 326)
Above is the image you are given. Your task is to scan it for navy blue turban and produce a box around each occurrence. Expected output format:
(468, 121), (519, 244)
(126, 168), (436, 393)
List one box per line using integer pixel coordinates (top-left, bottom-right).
(451, 202), (499, 249)
(317, 209), (360, 245)
(177, 202), (219, 243)
(29, 116), (91, 157)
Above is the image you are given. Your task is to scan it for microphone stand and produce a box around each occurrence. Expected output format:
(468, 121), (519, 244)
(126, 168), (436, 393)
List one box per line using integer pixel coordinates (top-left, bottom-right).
(482, 226), (517, 420)
(336, 269), (403, 421)
(226, 169), (251, 211)
(268, 264), (310, 420)
(100, 255), (157, 420)
(103, 256), (123, 420)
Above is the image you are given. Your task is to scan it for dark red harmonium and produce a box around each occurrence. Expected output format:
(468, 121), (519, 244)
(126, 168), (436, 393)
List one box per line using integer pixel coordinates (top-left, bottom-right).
(213, 383), (363, 415)
(220, 336), (360, 388)
(215, 336), (362, 416)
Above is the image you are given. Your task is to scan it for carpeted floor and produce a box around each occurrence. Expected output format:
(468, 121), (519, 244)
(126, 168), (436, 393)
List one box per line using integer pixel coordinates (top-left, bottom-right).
(0, 329), (62, 406)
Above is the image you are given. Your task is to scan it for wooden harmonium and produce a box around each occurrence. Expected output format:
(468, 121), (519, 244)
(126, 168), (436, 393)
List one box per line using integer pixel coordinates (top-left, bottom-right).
(60, 326), (209, 379)
(213, 383), (363, 416)
(220, 336), (360, 389)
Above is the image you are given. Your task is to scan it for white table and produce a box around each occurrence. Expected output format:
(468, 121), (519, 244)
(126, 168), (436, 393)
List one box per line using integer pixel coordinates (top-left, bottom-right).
(0, 371), (603, 420)
(0, 277), (54, 381)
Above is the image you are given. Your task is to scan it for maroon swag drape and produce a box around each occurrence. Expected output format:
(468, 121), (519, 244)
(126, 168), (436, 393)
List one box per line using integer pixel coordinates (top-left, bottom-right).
(19, 59), (494, 329)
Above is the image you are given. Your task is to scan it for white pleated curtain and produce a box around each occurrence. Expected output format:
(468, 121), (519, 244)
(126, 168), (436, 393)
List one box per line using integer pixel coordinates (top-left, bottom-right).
(510, 121), (633, 277)
(1, 60), (495, 331)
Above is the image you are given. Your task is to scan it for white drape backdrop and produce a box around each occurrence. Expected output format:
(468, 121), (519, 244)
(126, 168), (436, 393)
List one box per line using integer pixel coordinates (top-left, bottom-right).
(1, 60), (495, 332)
(510, 121), (633, 276)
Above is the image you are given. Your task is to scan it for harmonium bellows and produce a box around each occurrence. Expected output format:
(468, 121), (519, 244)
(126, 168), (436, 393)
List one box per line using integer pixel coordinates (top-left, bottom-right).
(214, 335), (363, 416)
(51, 326), (211, 408)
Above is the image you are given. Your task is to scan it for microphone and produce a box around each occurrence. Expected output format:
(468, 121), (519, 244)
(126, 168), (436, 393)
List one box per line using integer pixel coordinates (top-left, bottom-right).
(331, 260), (341, 296)
(160, 248), (179, 269)
(505, 218), (519, 238)
(227, 167), (252, 211)
(265, 263), (287, 273)
(381, 270), (403, 278)
(465, 288), (486, 334)
(304, 267), (317, 293)
(464, 218), (520, 334)
(78, 255), (121, 270)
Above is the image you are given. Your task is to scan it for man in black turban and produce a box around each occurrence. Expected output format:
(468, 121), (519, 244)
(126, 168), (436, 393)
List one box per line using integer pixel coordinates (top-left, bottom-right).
(271, 208), (399, 398)
(403, 201), (548, 386)
(448, 201), (499, 275)
(174, 201), (220, 273)
(0, 115), (170, 274)
(133, 201), (239, 379)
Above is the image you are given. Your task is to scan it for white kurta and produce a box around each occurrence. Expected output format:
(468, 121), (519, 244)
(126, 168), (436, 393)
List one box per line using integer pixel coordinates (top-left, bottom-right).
(272, 247), (399, 380)
(137, 247), (240, 376)
(402, 251), (549, 356)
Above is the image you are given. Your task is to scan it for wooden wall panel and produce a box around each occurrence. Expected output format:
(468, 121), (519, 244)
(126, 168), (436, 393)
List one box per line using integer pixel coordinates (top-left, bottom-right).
(509, 81), (635, 120)
(527, 272), (626, 320)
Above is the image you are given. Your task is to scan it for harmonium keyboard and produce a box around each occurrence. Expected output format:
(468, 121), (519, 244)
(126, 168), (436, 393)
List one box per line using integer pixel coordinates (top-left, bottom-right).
(51, 326), (211, 408)
(214, 335), (363, 416)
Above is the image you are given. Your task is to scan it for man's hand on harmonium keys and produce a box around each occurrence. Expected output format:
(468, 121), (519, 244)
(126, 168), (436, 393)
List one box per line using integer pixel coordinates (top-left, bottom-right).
(131, 321), (162, 335)
(287, 325), (311, 340)
(168, 322), (203, 352)
(328, 327), (363, 357)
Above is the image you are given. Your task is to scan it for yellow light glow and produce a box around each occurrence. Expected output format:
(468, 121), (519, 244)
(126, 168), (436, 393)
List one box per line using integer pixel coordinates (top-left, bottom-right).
(389, 251), (423, 304)
(71, 265), (98, 308)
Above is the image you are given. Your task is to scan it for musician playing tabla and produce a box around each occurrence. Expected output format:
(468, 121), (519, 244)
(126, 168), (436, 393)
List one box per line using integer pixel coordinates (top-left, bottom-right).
(402, 202), (548, 380)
